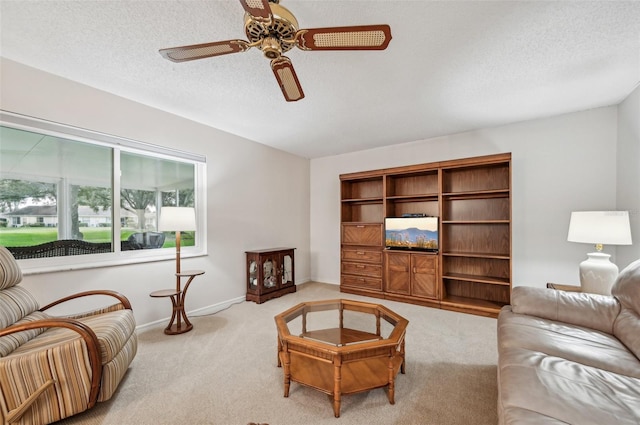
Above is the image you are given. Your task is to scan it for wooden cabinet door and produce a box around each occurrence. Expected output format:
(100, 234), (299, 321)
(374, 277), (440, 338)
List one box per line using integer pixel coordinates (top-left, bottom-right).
(385, 251), (411, 295)
(279, 250), (295, 288)
(261, 254), (280, 292)
(412, 254), (437, 299)
(342, 224), (383, 246)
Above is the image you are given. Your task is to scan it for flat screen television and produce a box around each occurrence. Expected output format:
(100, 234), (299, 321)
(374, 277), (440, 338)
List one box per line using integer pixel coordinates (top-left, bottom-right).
(384, 216), (439, 252)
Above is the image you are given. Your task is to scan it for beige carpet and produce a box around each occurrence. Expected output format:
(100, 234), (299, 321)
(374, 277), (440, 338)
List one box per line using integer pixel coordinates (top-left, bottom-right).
(58, 282), (498, 425)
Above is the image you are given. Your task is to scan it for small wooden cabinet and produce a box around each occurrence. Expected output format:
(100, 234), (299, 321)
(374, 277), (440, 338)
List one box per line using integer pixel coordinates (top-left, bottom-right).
(246, 248), (296, 304)
(385, 251), (438, 300)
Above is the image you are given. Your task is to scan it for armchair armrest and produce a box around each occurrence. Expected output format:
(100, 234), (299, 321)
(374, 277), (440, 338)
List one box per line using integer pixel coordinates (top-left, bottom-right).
(40, 290), (132, 317)
(0, 318), (103, 408)
(510, 286), (621, 334)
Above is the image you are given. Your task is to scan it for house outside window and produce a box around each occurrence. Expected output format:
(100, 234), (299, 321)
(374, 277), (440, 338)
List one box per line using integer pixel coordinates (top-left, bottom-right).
(0, 111), (206, 271)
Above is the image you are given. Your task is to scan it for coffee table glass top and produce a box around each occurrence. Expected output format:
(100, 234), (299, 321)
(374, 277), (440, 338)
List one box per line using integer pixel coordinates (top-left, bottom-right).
(275, 299), (405, 348)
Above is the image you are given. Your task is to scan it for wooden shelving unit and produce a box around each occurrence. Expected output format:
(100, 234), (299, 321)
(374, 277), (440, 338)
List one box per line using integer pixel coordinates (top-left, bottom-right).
(440, 159), (511, 315)
(339, 153), (511, 317)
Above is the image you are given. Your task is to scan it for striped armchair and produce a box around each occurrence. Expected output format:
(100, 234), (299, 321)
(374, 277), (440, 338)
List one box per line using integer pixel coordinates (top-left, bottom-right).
(0, 247), (137, 425)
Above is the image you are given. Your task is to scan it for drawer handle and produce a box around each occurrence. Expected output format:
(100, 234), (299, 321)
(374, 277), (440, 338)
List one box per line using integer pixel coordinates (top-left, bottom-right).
(356, 225), (365, 228)
(356, 251), (365, 255)
(356, 265), (366, 268)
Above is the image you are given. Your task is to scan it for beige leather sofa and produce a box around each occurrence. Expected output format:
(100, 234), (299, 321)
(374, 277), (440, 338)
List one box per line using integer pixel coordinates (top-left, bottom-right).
(497, 259), (640, 424)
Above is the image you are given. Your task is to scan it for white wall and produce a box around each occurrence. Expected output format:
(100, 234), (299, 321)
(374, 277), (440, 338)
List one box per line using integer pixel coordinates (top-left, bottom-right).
(616, 84), (640, 269)
(310, 107), (620, 288)
(2, 56), (635, 326)
(0, 58), (310, 327)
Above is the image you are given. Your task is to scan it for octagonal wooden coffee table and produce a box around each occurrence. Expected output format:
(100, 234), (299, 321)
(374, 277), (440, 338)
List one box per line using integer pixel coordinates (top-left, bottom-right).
(274, 299), (408, 417)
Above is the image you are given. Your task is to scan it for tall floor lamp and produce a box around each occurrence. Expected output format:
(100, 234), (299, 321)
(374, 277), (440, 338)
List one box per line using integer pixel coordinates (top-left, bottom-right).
(158, 207), (196, 287)
(155, 206), (202, 335)
(567, 211), (632, 295)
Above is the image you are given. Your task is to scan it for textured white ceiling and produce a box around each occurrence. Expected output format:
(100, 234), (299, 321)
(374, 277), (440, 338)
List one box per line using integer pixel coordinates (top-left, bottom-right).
(1, 1), (639, 159)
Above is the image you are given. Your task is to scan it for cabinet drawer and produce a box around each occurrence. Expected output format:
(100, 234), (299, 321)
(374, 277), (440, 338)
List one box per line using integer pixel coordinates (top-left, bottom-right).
(341, 275), (383, 291)
(342, 249), (382, 263)
(341, 224), (383, 246)
(342, 262), (382, 278)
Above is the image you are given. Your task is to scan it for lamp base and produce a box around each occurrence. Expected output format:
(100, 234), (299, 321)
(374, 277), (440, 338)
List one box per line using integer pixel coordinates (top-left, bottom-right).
(579, 252), (618, 295)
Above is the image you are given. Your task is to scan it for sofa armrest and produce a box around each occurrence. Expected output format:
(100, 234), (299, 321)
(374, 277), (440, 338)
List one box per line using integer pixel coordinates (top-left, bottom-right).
(40, 290), (132, 314)
(510, 286), (620, 334)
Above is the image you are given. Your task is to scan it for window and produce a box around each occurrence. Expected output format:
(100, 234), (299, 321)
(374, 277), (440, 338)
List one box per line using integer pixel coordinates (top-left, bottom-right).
(0, 111), (206, 271)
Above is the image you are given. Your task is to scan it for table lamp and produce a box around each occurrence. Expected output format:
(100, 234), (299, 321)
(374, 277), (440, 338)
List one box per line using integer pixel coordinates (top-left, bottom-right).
(567, 211), (632, 294)
(158, 207), (196, 290)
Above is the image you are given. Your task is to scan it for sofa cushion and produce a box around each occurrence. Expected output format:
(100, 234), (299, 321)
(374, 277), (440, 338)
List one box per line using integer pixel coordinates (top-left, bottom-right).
(612, 258), (640, 314)
(611, 259), (640, 359)
(499, 308), (640, 379)
(613, 308), (640, 362)
(0, 285), (41, 329)
(499, 347), (640, 425)
(77, 309), (137, 365)
(98, 333), (137, 402)
(510, 286), (620, 334)
(12, 309), (136, 366)
(500, 406), (571, 424)
(0, 311), (50, 357)
(0, 246), (22, 290)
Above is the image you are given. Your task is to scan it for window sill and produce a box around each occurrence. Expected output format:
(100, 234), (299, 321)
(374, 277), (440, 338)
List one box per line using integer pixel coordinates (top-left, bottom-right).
(19, 248), (207, 275)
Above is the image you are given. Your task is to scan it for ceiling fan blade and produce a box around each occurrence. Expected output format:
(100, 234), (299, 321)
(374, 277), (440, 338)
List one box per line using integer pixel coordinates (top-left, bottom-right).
(296, 24), (392, 51)
(271, 57), (304, 102)
(239, 0), (272, 20)
(159, 40), (250, 63)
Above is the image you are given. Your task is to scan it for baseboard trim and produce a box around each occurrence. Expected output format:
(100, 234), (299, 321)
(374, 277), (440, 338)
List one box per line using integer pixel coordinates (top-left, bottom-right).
(136, 295), (246, 331)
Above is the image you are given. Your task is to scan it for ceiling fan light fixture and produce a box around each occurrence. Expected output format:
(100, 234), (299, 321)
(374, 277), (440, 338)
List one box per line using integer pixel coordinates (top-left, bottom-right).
(261, 36), (282, 59)
(244, 3), (298, 54)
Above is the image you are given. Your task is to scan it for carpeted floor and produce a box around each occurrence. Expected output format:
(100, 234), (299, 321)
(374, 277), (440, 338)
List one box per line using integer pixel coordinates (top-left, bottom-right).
(57, 281), (499, 425)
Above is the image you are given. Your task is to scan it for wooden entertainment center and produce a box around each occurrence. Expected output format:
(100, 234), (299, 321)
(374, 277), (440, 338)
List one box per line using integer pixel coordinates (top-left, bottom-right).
(340, 152), (511, 317)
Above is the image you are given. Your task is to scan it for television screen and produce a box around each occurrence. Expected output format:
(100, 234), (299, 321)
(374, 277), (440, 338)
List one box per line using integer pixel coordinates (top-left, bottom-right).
(385, 216), (439, 252)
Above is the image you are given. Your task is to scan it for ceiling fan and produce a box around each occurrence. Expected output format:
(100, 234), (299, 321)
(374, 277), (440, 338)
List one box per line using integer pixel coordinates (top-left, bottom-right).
(159, 0), (392, 102)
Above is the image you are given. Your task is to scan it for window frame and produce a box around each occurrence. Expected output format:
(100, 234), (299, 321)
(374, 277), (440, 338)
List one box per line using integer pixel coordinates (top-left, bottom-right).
(0, 110), (207, 274)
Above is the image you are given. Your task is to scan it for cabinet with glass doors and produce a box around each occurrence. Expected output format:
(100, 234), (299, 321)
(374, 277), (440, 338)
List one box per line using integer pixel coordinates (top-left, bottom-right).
(246, 248), (296, 304)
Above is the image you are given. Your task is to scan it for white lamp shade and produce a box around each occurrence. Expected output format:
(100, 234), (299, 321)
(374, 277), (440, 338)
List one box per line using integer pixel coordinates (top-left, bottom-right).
(567, 211), (632, 245)
(158, 207), (196, 231)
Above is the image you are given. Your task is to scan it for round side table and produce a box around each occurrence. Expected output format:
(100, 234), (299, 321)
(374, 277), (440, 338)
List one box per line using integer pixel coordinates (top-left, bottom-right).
(150, 269), (204, 335)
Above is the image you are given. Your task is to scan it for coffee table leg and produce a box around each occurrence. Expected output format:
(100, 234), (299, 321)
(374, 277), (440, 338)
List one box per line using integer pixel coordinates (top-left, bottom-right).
(277, 337), (282, 367)
(387, 357), (396, 405)
(282, 350), (291, 397)
(333, 358), (342, 418)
